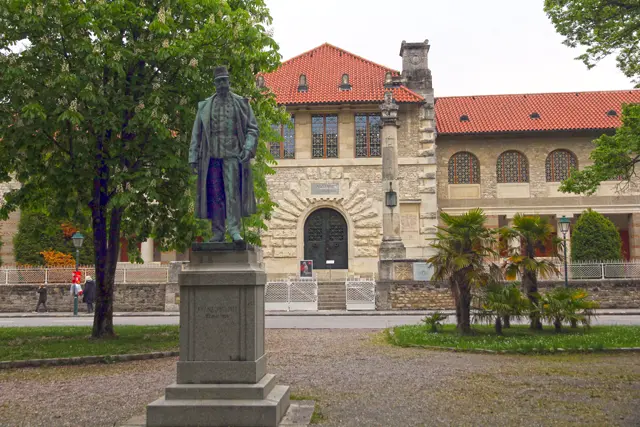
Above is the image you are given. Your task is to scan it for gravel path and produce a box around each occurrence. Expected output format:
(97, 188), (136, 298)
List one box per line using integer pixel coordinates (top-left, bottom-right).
(0, 329), (639, 426)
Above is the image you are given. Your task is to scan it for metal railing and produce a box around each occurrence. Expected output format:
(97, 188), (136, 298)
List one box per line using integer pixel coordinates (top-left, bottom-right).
(345, 277), (376, 310)
(265, 276), (318, 311)
(0, 265), (169, 284)
(517, 260), (640, 281)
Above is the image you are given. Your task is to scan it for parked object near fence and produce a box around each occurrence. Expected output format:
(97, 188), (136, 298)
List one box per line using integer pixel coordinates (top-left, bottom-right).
(0, 265), (169, 285)
(345, 278), (376, 310)
(264, 276), (318, 311)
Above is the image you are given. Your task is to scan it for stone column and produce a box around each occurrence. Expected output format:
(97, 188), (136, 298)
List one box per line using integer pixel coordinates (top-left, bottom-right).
(378, 92), (405, 280)
(506, 218), (520, 253)
(629, 213), (640, 260)
(140, 238), (155, 264)
(146, 243), (290, 426)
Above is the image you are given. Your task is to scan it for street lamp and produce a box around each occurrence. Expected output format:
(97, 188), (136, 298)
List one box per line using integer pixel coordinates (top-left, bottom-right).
(71, 232), (84, 316)
(559, 216), (570, 288)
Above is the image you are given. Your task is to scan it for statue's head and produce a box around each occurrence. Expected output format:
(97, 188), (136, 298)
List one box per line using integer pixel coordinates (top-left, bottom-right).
(214, 66), (230, 96)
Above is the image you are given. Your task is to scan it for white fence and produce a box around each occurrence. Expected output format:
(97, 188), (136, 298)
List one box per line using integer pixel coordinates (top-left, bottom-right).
(0, 265), (170, 284)
(265, 277), (318, 311)
(345, 278), (376, 310)
(536, 261), (640, 281)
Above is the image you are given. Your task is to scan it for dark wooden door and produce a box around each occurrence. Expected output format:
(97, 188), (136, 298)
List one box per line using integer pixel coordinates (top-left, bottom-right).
(304, 208), (348, 269)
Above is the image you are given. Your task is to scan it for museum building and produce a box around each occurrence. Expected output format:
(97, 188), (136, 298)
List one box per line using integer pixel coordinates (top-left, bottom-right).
(257, 41), (640, 278)
(2, 40), (640, 278)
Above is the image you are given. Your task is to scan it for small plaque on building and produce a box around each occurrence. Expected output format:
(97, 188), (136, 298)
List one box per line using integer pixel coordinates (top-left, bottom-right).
(311, 182), (340, 196)
(413, 262), (434, 281)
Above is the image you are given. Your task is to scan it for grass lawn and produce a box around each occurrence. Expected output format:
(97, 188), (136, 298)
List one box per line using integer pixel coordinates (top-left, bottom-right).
(0, 325), (179, 361)
(387, 324), (640, 353)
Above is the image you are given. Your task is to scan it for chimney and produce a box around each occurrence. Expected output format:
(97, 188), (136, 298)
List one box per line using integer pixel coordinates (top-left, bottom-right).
(399, 39), (433, 99)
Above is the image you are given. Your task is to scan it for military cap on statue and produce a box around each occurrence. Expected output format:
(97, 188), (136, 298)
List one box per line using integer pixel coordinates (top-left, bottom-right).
(214, 66), (229, 79)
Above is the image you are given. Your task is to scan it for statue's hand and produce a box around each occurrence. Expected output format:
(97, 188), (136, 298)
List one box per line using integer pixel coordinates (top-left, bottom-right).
(189, 162), (198, 174)
(239, 149), (251, 163)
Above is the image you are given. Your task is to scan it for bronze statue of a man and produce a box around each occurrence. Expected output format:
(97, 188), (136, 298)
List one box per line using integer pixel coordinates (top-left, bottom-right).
(189, 66), (259, 242)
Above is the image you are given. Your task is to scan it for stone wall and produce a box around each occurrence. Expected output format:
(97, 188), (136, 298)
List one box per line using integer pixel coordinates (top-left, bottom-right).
(0, 283), (167, 312)
(376, 279), (640, 310)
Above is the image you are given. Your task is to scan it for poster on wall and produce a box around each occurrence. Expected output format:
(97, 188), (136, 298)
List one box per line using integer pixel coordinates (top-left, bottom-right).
(300, 260), (314, 278)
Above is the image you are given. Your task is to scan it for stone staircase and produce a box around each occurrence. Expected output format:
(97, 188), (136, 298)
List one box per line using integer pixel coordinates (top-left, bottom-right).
(317, 281), (346, 310)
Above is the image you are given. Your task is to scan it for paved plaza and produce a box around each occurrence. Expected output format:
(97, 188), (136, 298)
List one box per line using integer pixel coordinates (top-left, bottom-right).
(0, 329), (638, 426)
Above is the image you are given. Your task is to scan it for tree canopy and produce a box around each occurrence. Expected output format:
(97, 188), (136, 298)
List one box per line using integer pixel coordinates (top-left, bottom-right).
(571, 209), (622, 261)
(544, 0), (640, 86)
(0, 0), (286, 337)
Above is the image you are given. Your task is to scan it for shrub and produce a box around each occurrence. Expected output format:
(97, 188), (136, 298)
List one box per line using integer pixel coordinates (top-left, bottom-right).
(13, 210), (94, 265)
(474, 282), (529, 334)
(421, 312), (448, 333)
(537, 288), (599, 332)
(571, 209), (622, 261)
(40, 250), (75, 267)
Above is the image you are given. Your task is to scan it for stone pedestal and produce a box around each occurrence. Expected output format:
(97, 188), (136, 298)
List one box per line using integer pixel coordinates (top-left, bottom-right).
(146, 243), (290, 427)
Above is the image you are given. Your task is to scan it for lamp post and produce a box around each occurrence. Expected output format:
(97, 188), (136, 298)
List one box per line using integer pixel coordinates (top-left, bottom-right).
(559, 216), (570, 288)
(71, 232), (84, 316)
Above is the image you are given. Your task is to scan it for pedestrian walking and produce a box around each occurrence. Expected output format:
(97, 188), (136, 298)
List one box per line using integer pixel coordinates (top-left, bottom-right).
(83, 275), (96, 314)
(34, 285), (47, 312)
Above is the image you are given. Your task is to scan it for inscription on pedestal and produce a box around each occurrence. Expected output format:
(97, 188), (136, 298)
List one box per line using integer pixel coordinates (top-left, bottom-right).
(192, 288), (242, 361)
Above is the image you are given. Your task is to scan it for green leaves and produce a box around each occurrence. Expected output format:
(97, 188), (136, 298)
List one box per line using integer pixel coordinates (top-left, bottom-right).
(544, 0), (640, 86)
(571, 209), (622, 261)
(0, 0), (284, 258)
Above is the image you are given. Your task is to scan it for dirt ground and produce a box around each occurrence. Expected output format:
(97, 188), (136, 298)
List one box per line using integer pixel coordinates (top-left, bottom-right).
(1, 329), (639, 427)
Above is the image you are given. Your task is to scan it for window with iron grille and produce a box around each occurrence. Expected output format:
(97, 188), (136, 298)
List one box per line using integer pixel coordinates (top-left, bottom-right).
(312, 114), (338, 158)
(448, 151), (480, 184)
(269, 116), (295, 159)
(545, 149), (577, 182)
(355, 114), (381, 157)
(496, 150), (529, 183)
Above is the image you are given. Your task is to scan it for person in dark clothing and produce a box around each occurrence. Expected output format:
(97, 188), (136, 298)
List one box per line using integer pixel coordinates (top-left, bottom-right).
(35, 285), (47, 312)
(83, 276), (96, 314)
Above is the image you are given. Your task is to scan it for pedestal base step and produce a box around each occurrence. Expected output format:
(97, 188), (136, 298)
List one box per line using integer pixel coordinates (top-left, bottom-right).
(146, 384), (290, 427)
(165, 374), (276, 400)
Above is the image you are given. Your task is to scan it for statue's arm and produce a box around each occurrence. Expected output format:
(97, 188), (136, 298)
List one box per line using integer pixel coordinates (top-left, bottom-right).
(189, 105), (203, 165)
(244, 102), (259, 157)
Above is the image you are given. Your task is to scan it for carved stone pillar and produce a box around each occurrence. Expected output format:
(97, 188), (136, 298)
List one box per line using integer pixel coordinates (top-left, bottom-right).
(378, 92), (406, 279)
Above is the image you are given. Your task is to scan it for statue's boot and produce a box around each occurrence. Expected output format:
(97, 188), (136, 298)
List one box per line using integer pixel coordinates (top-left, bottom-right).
(230, 232), (243, 243)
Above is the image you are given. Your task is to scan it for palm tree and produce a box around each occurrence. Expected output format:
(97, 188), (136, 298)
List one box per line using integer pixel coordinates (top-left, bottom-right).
(428, 208), (501, 334)
(501, 214), (560, 330)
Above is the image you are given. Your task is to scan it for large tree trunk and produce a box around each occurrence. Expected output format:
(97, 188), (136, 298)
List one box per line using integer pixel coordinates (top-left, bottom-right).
(449, 278), (461, 328)
(523, 271), (542, 330)
(90, 135), (122, 339)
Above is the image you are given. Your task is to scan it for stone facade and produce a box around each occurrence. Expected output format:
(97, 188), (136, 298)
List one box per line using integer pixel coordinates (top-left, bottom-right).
(262, 99), (438, 277)
(437, 132), (640, 259)
(0, 178), (20, 265)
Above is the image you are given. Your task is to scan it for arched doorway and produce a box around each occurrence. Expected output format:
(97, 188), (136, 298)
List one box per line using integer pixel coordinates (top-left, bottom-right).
(304, 208), (348, 269)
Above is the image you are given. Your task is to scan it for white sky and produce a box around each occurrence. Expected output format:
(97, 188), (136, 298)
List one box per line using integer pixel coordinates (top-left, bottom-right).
(265, 0), (635, 97)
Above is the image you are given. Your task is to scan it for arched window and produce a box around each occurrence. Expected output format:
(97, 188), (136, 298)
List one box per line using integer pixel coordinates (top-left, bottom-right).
(545, 149), (577, 182)
(496, 151), (529, 183)
(448, 152), (480, 184)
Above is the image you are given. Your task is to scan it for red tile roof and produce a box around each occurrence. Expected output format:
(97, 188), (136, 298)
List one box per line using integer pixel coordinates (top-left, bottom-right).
(435, 90), (640, 135)
(262, 43), (424, 105)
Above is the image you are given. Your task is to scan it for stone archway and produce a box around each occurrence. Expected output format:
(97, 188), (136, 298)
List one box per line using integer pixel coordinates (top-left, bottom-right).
(304, 208), (348, 269)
